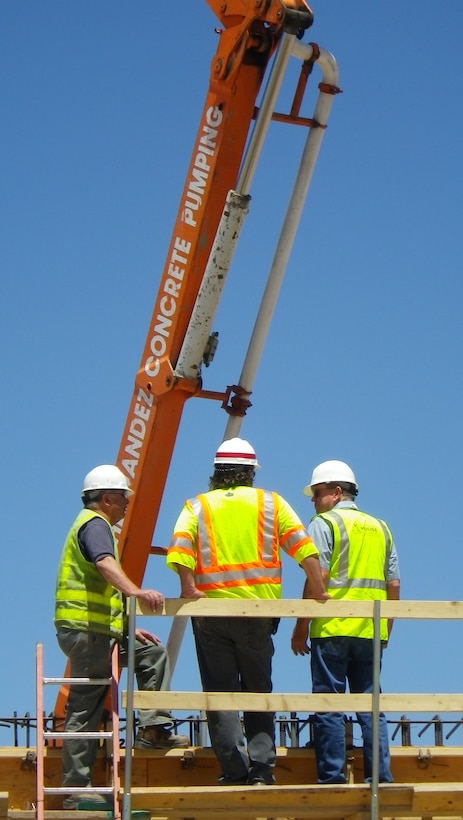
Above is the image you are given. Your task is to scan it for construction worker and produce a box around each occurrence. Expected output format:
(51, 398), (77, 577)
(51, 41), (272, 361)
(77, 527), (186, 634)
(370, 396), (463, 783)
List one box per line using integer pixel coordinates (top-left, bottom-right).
(167, 438), (328, 787)
(55, 465), (188, 810)
(291, 460), (400, 784)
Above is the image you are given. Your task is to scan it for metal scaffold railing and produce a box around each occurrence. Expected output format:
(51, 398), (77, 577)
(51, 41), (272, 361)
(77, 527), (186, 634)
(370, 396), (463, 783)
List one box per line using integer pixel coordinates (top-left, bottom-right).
(120, 598), (463, 820)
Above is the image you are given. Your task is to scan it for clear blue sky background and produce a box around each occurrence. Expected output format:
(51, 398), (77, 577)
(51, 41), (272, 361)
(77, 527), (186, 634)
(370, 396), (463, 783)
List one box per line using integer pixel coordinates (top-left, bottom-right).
(2, 1), (463, 748)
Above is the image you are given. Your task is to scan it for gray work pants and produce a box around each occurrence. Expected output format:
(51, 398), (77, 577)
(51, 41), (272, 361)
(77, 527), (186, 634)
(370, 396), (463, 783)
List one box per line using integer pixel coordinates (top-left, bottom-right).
(57, 627), (173, 787)
(192, 616), (276, 783)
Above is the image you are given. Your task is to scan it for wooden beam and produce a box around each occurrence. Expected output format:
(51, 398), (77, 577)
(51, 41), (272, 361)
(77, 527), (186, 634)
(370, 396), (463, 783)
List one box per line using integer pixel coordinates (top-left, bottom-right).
(382, 600), (463, 620)
(124, 690), (463, 714)
(0, 792), (7, 818)
(128, 783), (415, 818)
(135, 598), (463, 620)
(411, 782), (463, 814)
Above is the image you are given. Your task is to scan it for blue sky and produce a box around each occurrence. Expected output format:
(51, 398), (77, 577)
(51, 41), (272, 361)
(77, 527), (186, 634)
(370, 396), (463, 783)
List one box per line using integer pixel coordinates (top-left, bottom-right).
(2, 1), (463, 748)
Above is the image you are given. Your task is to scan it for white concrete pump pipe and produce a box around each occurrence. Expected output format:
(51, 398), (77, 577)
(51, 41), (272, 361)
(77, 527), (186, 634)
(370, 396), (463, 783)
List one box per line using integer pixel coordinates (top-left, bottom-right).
(224, 43), (339, 440)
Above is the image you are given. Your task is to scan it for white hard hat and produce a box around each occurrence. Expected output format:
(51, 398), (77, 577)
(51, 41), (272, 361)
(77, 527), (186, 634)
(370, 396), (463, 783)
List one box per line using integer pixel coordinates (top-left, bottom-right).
(82, 465), (134, 495)
(214, 437), (260, 468)
(303, 460), (357, 497)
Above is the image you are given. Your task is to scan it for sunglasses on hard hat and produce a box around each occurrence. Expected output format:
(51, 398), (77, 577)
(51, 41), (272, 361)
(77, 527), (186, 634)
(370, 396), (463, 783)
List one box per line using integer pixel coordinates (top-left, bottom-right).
(108, 489), (130, 500)
(311, 484), (339, 499)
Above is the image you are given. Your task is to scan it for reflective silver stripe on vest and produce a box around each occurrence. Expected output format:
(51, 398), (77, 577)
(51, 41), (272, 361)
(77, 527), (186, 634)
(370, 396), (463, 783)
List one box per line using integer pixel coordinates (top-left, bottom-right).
(377, 518), (392, 579)
(195, 566), (281, 586)
(170, 535), (193, 551)
(328, 577), (387, 590)
(191, 496), (210, 564)
(283, 527), (310, 553)
(323, 510), (387, 592)
(261, 490), (277, 561)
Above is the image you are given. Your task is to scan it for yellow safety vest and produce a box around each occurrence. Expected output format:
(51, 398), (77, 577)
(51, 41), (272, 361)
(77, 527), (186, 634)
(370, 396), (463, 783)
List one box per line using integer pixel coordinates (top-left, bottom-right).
(310, 507), (392, 640)
(167, 486), (318, 599)
(54, 509), (125, 639)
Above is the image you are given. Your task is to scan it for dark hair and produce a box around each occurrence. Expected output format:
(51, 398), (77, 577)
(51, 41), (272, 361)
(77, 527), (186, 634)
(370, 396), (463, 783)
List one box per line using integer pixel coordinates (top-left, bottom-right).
(328, 481), (358, 498)
(209, 465), (255, 491)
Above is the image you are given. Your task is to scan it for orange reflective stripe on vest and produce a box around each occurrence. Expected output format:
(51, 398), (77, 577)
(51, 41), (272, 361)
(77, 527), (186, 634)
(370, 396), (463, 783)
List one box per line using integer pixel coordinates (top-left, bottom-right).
(193, 489), (282, 592)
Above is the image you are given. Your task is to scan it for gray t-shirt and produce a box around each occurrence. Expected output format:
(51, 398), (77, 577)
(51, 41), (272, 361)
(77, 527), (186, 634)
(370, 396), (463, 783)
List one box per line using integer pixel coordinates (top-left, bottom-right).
(78, 516), (115, 564)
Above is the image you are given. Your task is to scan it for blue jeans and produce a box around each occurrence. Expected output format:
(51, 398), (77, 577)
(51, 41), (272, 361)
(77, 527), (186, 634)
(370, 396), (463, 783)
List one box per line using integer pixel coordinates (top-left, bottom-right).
(192, 616), (276, 783)
(310, 637), (393, 784)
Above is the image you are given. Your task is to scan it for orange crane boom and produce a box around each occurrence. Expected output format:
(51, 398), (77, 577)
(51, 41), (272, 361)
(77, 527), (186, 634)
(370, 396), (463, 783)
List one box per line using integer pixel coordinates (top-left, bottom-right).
(114, 0), (315, 584)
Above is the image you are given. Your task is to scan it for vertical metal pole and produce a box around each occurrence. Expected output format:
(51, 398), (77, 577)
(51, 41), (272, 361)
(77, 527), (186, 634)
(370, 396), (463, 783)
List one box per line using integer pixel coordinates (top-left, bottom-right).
(36, 643), (44, 820)
(165, 616), (188, 674)
(111, 643), (121, 820)
(236, 32), (296, 196)
(371, 600), (381, 820)
(290, 712), (298, 748)
(122, 597), (137, 820)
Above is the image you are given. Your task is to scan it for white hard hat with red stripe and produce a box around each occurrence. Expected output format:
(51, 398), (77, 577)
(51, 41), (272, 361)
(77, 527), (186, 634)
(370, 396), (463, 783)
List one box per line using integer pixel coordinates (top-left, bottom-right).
(214, 437), (260, 468)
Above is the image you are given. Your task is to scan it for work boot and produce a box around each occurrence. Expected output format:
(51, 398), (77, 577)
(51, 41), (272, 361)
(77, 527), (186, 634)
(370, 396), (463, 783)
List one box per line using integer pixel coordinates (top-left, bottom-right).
(63, 791), (112, 810)
(134, 725), (189, 749)
(218, 774), (248, 786)
(247, 775), (276, 786)
(247, 767), (275, 786)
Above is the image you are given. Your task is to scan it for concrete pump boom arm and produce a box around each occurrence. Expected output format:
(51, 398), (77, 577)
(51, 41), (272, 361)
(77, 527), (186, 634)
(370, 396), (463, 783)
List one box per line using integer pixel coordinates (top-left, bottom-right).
(113, 0), (315, 584)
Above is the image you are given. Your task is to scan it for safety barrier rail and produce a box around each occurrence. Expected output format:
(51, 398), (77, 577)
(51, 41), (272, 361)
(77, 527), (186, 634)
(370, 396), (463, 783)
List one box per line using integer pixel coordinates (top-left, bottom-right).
(121, 598), (463, 820)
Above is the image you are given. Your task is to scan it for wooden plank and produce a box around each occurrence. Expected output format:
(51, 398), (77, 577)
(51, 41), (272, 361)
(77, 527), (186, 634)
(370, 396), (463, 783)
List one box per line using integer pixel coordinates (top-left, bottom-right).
(129, 783), (414, 818)
(11, 776), (463, 820)
(381, 694), (463, 712)
(8, 813), (116, 820)
(344, 812), (370, 820)
(382, 600), (463, 620)
(127, 691), (374, 712)
(125, 690), (463, 714)
(142, 598), (376, 618)
(411, 783), (463, 814)
(136, 598), (463, 620)
(0, 749), (29, 759)
(391, 746), (463, 758)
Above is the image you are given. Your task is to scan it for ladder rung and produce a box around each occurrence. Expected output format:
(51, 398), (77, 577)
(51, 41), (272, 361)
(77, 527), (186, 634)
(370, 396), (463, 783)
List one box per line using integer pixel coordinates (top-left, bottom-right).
(36, 642), (121, 820)
(43, 786), (115, 795)
(43, 677), (111, 685)
(44, 731), (113, 739)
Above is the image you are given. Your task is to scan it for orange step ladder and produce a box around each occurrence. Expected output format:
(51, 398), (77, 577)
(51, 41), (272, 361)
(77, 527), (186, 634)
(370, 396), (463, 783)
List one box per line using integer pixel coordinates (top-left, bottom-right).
(35, 641), (121, 819)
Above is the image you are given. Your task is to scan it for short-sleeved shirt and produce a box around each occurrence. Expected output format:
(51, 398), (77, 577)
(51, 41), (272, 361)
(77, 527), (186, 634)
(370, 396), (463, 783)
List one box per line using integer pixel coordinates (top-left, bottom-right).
(78, 517), (115, 564)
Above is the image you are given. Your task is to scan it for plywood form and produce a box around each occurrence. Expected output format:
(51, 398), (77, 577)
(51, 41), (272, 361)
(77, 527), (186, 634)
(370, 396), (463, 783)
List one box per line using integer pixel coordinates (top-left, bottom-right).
(3, 746), (463, 813)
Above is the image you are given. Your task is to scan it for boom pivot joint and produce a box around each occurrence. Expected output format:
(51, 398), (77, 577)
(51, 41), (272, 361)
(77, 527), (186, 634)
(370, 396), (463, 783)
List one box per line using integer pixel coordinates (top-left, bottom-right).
(222, 384), (253, 417)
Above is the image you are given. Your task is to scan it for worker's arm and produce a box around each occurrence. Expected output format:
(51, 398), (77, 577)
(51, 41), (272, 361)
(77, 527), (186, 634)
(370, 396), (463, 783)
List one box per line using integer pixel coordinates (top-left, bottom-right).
(300, 556), (329, 601)
(171, 563), (206, 599)
(291, 567), (329, 656)
(96, 555), (164, 612)
(385, 578), (400, 642)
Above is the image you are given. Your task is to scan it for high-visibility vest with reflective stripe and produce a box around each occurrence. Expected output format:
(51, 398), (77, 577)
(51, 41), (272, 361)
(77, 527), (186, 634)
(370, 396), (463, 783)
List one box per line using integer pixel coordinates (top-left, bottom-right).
(310, 507), (392, 640)
(167, 486), (318, 599)
(54, 509), (125, 639)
